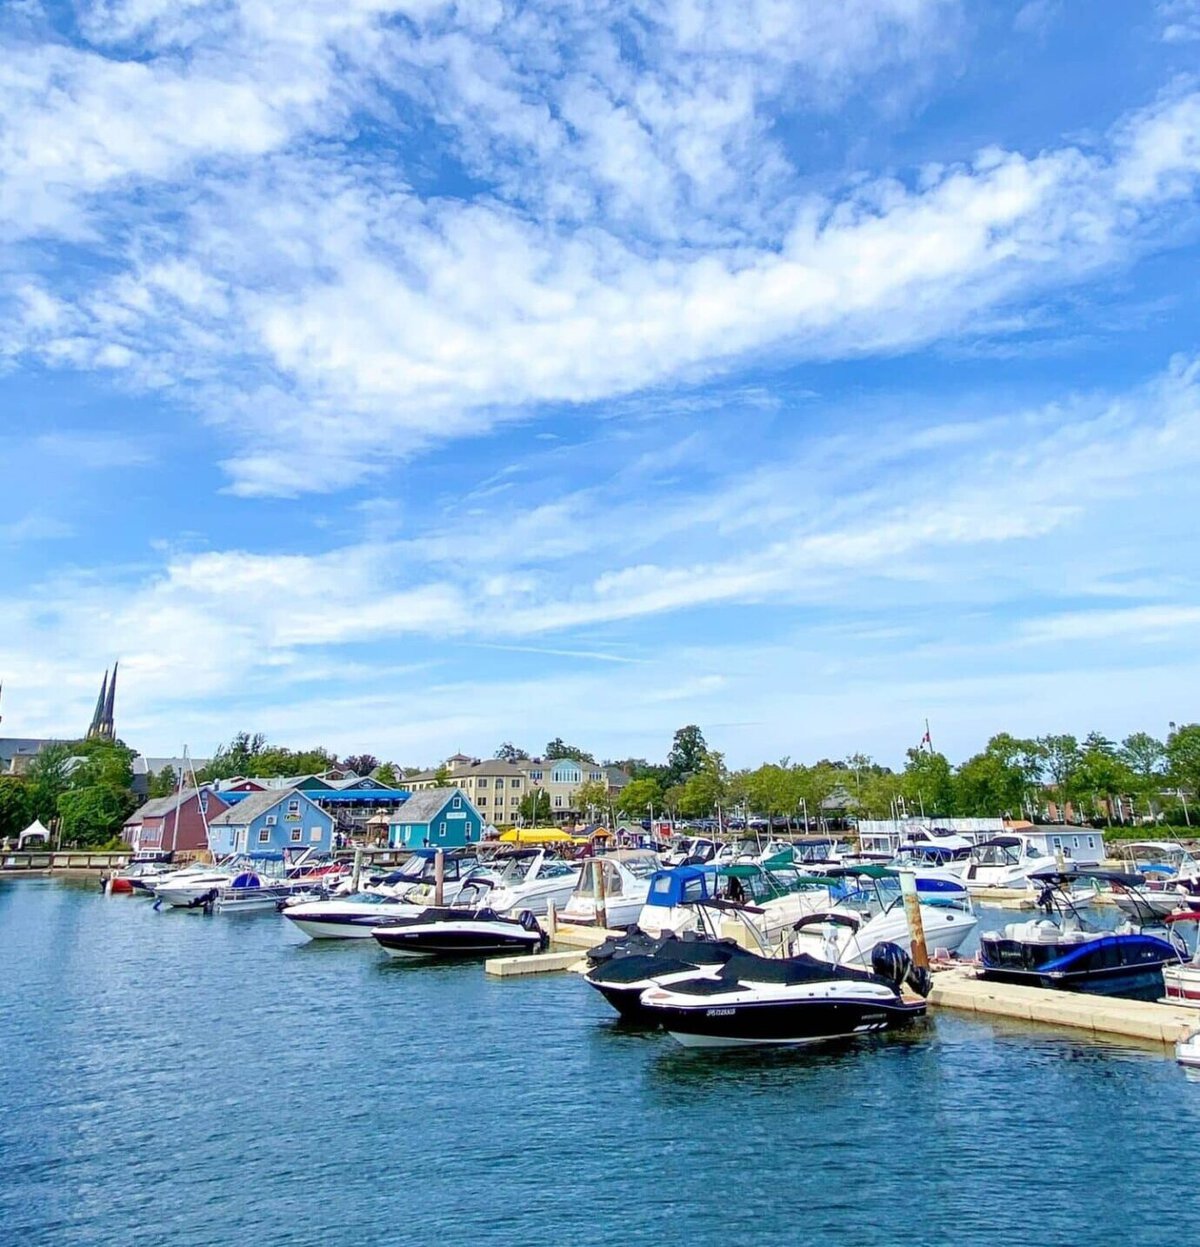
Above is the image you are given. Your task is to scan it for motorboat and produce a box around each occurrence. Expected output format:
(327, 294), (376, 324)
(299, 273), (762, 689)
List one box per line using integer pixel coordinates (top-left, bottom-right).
(638, 942), (929, 1048)
(155, 850), (337, 912)
(978, 869), (1187, 999)
(636, 859), (830, 942)
(583, 926), (743, 1023)
(788, 836), (851, 867)
(281, 892), (429, 939)
(559, 851), (661, 927)
(963, 836), (1051, 888)
(370, 889), (548, 959)
(469, 849), (580, 917)
(889, 841), (971, 883)
(1161, 912), (1200, 1006)
(1177, 1029), (1200, 1068)
(663, 837), (720, 867)
(107, 850), (175, 894)
(787, 866), (977, 967)
(1110, 842), (1200, 918)
(150, 859), (240, 907)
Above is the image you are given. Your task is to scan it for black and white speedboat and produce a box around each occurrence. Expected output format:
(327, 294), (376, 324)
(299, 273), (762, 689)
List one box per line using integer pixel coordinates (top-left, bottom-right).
(584, 927), (743, 1024)
(639, 943), (928, 1048)
(371, 886), (548, 959)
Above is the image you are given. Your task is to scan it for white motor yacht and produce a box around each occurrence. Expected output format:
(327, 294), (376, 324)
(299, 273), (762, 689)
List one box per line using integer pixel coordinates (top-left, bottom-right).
(962, 836), (1050, 889)
(787, 867), (977, 967)
(469, 849), (581, 917)
(150, 860), (239, 908)
(559, 851), (661, 927)
(1111, 842), (1200, 918)
(282, 892), (430, 939)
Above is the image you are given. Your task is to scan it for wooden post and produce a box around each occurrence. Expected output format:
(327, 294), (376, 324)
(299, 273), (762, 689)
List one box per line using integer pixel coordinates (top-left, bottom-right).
(351, 845), (364, 894)
(434, 848), (445, 907)
(545, 899), (557, 937)
(898, 869), (929, 970)
(594, 859), (608, 930)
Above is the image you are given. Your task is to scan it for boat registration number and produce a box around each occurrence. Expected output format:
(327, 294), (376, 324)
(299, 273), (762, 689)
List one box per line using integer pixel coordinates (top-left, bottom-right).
(706, 1008), (736, 1017)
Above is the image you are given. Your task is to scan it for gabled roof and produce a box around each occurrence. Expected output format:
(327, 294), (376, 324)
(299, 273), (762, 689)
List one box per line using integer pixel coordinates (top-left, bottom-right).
(451, 758), (528, 777)
(390, 788), (475, 824)
(208, 787), (319, 826)
(127, 787), (215, 822)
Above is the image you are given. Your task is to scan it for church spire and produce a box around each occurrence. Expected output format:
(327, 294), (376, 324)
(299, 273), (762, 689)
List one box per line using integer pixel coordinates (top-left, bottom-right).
(102, 660), (118, 739)
(87, 669), (109, 739)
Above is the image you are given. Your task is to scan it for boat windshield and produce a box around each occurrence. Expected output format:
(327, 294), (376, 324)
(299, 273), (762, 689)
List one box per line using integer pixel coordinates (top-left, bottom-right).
(972, 842), (1027, 867)
(622, 856), (660, 879)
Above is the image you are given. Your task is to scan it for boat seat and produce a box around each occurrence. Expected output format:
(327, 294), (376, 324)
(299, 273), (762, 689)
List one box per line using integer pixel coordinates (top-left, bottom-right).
(1003, 919), (1061, 942)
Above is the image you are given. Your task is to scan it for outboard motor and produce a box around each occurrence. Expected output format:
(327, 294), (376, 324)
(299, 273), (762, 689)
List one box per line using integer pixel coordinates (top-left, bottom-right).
(871, 940), (911, 988)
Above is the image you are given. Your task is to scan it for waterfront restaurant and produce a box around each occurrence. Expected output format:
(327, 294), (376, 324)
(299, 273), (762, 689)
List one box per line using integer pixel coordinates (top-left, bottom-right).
(387, 788), (483, 849)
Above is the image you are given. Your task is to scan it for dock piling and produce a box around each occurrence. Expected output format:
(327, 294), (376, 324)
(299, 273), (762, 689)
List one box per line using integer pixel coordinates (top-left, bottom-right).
(898, 869), (930, 970)
(434, 849), (445, 907)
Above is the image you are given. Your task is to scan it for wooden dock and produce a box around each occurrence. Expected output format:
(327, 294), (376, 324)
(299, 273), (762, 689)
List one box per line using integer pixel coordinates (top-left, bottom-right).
(929, 967), (1198, 1044)
(0, 850), (130, 875)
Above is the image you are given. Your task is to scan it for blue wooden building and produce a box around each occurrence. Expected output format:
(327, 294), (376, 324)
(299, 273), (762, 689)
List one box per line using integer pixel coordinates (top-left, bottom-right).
(207, 788), (335, 856)
(387, 788), (483, 850)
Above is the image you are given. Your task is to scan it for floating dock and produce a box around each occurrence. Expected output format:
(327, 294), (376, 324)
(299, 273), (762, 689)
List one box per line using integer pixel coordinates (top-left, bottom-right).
(485, 922), (617, 976)
(929, 967), (1198, 1044)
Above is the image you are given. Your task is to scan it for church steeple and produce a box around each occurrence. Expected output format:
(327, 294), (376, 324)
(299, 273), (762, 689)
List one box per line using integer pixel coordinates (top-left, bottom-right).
(86, 664), (118, 741)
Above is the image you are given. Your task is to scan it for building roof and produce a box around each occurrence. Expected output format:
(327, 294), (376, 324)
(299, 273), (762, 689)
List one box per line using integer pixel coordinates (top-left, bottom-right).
(0, 737), (61, 764)
(208, 787), (317, 826)
(127, 787), (210, 822)
(389, 788), (473, 824)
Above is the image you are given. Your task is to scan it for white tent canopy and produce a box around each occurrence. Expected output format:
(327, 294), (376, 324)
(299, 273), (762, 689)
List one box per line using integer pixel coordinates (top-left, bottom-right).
(16, 819), (51, 849)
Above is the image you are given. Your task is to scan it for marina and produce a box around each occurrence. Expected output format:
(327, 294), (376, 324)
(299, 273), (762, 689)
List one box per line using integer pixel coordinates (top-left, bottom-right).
(3, 875), (1199, 1247)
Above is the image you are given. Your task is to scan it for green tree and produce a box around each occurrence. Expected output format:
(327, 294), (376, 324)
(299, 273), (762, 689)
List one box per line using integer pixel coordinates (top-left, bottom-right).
(0, 777), (31, 838)
(374, 762), (400, 788)
(679, 751), (729, 818)
(614, 776), (662, 820)
(495, 742), (530, 762)
(518, 788), (551, 824)
(574, 778), (609, 821)
(1038, 734), (1082, 819)
(342, 754), (378, 776)
(955, 734), (1042, 817)
(1167, 724), (1200, 804)
(666, 725), (708, 786)
(57, 784), (136, 848)
(899, 749), (955, 816)
(25, 742), (74, 825)
(1074, 735), (1133, 823)
(1120, 732), (1166, 817)
(432, 764), (452, 787)
(148, 765), (178, 798)
(544, 737), (596, 764)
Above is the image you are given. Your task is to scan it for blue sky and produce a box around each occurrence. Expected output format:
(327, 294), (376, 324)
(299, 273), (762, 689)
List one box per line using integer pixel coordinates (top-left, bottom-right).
(2, 0), (1200, 769)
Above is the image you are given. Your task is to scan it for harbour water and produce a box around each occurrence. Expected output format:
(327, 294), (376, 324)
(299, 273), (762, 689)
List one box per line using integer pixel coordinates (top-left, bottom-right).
(2, 880), (1196, 1247)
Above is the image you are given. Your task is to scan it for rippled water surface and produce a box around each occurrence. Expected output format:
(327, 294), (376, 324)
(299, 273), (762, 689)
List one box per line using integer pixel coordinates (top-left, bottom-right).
(3, 880), (1197, 1247)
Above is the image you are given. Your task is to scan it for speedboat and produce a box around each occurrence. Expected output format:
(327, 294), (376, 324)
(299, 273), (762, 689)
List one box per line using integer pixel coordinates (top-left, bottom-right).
(978, 869), (1188, 999)
(583, 926), (743, 1023)
(107, 851), (175, 894)
(963, 836), (1050, 888)
(370, 888), (547, 959)
(636, 859), (830, 941)
(1161, 912), (1200, 1006)
(1110, 842), (1200, 918)
(151, 860), (240, 908)
(789, 865), (977, 967)
(638, 942), (929, 1048)
(282, 892), (428, 939)
(470, 849), (580, 917)
(889, 841), (971, 883)
(559, 851), (661, 927)
(663, 837), (719, 867)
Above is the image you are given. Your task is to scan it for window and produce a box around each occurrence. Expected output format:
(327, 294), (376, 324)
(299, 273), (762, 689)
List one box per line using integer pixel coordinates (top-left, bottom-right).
(511, 779), (521, 788)
(512, 797), (520, 806)
(265, 815), (276, 826)
(1087, 836), (1096, 849)
(287, 799), (300, 814)
(439, 821), (447, 838)
(291, 829), (302, 843)
(477, 778), (488, 788)
(478, 796), (488, 805)
(531, 770), (542, 781)
(310, 827), (322, 842)
(199, 792), (209, 813)
(452, 796), (462, 809)
(590, 771), (602, 781)
(554, 795), (563, 808)
(258, 828), (271, 843)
